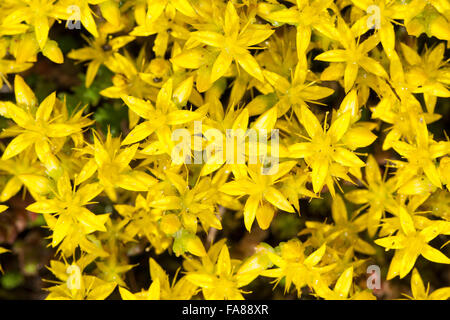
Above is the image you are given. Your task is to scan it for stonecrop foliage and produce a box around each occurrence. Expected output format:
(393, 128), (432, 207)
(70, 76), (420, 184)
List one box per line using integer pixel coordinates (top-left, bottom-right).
(0, 0), (449, 300)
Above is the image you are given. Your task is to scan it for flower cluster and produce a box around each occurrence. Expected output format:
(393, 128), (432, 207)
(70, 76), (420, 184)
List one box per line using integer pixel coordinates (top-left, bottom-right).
(0, 0), (449, 300)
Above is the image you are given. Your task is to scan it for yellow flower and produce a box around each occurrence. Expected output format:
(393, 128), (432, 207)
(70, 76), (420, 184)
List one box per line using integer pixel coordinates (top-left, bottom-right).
(305, 194), (376, 255)
(120, 279), (161, 300)
(350, 0), (409, 58)
(68, 32), (135, 87)
(120, 257), (197, 300)
(184, 240), (263, 300)
(45, 255), (117, 300)
(130, 5), (190, 57)
(58, 0), (120, 38)
(391, 116), (449, 189)
(400, 42), (450, 113)
(345, 155), (398, 237)
(263, 63), (334, 117)
(220, 160), (296, 231)
(404, 268), (450, 300)
(100, 51), (161, 100)
(257, 0), (336, 59)
(121, 78), (203, 148)
(26, 171), (107, 249)
(149, 170), (222, 233)
(314, 266), (376, 300)
(0, 150), (51, 201)
(1, 76), (92, 174)
(187, 1), (274, 85)
(402, 1), (450, 41)
(261, 239), (334, 297)
(288, 104), (374, 195)
(114, 193), (172, 255)
(375, 205), (450, 279)
(7, 0), (61, 49)
(76, 130), (158, 202)
(370, 92), (440, 151)
(315, 21), (387, 92)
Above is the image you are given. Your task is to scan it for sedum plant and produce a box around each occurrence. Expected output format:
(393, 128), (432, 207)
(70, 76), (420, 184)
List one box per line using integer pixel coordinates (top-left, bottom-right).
(0, 0), (449, 300)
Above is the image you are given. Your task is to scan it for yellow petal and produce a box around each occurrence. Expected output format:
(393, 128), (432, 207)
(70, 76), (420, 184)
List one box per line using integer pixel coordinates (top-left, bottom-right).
(244, 194), (260, 231)
(256, 203), (275, 230)
(34, 15), (49, 49)
(296, 24), (311, 58)
(119, 287), (137, 300)
(36, 92), (56, 122)
(345, 189), (370, 204)
(0, 177), (22, 202)
(86, 60), (101, 88)
(76, 207), (106, 232)
(191, 31), (224, 47)
(171, 48), (206, 69)
(304, 243), (326, 267)
(423, 160), (441, 189)
(234, 49), (265, 83)
(411, 268), (425, 299)
(122, 121), (156, 145)
(400, 43), (422, 66)
(171, 0), (197, 17)
(398, 206), (416, 236)
(386, 250), (402, 280)
(160, 214), (181, 234)
(329, 112), (351, 144)
(121, 96), (154, 119)
(342, 126), (377, 149)
(147, 279), (160, 300)
(359, 57), (388, 78)
(252, 106), (277, 131)
(331, 194), (348, 225)
(421, 245), (450, 264)
(99, 0), (121, 26)
(185, 273), (215, 288)
(334, 266), (353, 299)
(167, 110), (202, 125)
(224, 1), (240, 36)
(374, 236), (406, 250)
(14, 75), (37, 108)
(332, 147), (365, 167)
(300, 104), (322, 139)
(42, 40), (64, 64)
(2, 133), (36, 160)
(263, 187), (294, 212)
(379, 23), (395, 58)
(217, 244), (231, 276)
(344, 62), (358, 93)
(315, 50), (347, 62)
(52, 213), (71, 247)
(173, 76), (194, 106)
(400, 246), (420, 278)
(211, 50), (233, 83)
(81, 5), (99, 38)
(263, 70), (291, 93)
(88, 281), (117, 300)
(186, 236), (207, 257)
(311, 156), (328, 194)
(116, 171), (157, 191)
